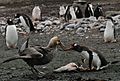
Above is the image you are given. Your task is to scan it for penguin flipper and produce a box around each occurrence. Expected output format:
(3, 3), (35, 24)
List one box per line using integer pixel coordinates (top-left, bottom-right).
(110, 61), (120, 64)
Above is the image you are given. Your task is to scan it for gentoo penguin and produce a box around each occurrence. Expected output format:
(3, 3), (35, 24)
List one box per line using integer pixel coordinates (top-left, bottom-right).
(85, 3), (94, 18)
(14, 13), (36, 35)
(0, 36), (63, 75)
(64, 5), (77, 22)
(94, 4), (104, 19)
(60, 43), (119, 70)
(104, 17), (116, 43)
(69, 6), (77, 20)
(32, 5), (42, 21)
(5, 18), (18, 49)
(74, 6), (83, 18)
(59, 5), (66, 17)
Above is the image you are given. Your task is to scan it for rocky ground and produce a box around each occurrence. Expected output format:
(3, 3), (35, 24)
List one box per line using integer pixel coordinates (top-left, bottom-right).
(0, 0), (120, 81)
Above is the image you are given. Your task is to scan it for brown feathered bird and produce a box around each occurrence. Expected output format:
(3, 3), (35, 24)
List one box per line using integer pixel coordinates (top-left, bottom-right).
(0, 36), (63, 75)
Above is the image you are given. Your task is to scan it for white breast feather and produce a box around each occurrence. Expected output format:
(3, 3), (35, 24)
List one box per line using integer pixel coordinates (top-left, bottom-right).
(6, 25), (18, 45)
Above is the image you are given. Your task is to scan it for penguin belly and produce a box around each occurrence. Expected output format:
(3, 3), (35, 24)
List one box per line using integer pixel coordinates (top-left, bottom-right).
(92, 52), (101, 70)
(69, 7), (76, 20)
(104, 21), (114, 42)
(6, 25), (18, 48)
(81, 51), (102, 70)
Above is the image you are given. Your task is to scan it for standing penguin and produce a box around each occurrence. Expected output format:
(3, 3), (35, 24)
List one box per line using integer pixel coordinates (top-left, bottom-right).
(32, 5), (42, 21)
(59, 5), (66, 18)
(64, 5), (77, 22)
(104, 17), (116, 43)
(74, 5), (83, 18)
(64, 5), (72, 22)
(5, 18), (18, 49)
(94, 4), (104, 19)
(14, 13), (36, 35)
(69, 6), (77, 20)
(85, 3), (94, 18)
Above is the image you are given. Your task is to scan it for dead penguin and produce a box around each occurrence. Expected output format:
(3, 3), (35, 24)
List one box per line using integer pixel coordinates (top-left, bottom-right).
(54, 62), (78, 72)
(104, 17), (116, 43)
(5, 18), (18, 49)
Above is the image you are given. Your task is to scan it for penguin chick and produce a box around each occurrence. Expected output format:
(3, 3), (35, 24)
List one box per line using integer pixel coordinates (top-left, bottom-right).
(5, 18), (18, 49)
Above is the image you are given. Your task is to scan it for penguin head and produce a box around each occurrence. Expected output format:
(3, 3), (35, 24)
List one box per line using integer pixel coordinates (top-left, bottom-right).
(47, 36), (61, 48)
(65, 43), (80, 51)
(97, 4), (102, 10)
(14, 13), (22, 24)
(14, 13), (21, 18)
(7, 18), (14, 25)
(106, 16), (116, 25)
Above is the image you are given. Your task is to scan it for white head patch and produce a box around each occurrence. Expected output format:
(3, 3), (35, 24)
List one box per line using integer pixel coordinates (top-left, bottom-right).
(74, 43), (77, 46)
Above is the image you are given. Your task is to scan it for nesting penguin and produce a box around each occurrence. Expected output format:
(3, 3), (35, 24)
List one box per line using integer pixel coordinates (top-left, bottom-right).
(104, 17), (116, 43)
(85, 3), (94, 18)
(94, 4), (104, 19)
(14, 13), (36, 35)
(32, 5), (42, 21)
(0, 36), (63, 75)
(59, 43), (119, 70)
(5, 18), (18, 49)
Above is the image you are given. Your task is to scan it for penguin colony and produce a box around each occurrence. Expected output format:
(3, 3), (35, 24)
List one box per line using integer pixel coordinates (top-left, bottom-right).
(0, 0), (119, 78)
(63, 3), (103, 21)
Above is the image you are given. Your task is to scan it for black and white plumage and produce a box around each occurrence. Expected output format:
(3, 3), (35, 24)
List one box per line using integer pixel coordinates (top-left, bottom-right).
(64, 5), (77, 22)
(5, 18), (18, 49)
(60, 43), (119, 70)
(1, 36), (63, 75)
(94, 4), (104, 19)
(59, 5), (67, 17)
(32, 5), (42, 21)
(74, 6), (83, 18)
(104, 17), (116, 43)
(85, 3), (94, 18)
(14, 13), (36, 34)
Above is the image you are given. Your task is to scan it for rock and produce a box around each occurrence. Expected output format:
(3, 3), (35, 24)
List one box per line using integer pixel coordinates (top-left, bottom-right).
(76, 27), (85, 35)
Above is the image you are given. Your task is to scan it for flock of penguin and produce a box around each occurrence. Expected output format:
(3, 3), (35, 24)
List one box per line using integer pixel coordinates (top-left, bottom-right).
(0, 0), (120, 77)
(59, 3), (104, 21)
